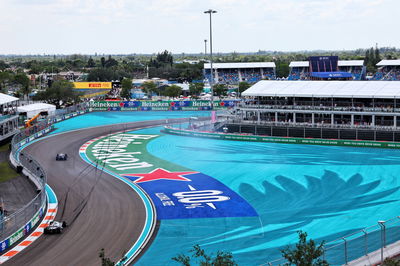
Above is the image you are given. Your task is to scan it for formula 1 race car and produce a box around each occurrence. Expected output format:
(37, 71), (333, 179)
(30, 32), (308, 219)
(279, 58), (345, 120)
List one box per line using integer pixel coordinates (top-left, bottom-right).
(56, 153), (68, 161)
(43, 221), (67, 234)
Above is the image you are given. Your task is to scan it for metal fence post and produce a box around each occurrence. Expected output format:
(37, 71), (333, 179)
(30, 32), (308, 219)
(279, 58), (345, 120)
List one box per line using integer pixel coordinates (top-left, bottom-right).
(378, 220), (386, 263)
(342, 237), (348, 265)
(362, 229), (368, 256)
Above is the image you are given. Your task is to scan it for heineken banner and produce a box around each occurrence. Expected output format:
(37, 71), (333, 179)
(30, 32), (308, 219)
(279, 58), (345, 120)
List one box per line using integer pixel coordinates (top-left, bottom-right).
(88, 100), (238, 111)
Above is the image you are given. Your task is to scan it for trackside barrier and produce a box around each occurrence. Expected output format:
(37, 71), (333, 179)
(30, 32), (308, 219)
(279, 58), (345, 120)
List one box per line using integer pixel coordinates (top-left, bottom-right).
(0, 104), (89, 253)
(164, 125), (400, 265)
(163, 126), (400, 149)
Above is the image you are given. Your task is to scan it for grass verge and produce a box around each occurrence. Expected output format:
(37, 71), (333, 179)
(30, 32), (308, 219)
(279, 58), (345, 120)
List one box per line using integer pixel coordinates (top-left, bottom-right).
(0, 143), (9, 152)
(0, 161), (18, 183)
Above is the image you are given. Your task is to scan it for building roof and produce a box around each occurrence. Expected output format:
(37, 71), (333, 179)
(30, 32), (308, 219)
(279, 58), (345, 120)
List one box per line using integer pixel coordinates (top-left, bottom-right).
(0, 93), (19, 105)
(376, 59), (400, 66)
(204, 62), (275, 69)
(17, 103), (56, 112)
(289, 60), (364, 68)
(289, 61), (309, 68)
(242, 80), (400, 99)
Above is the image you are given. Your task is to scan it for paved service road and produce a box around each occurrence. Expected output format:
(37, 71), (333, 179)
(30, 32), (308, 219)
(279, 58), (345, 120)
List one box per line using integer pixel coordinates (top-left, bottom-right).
(6, 119), (187, 266)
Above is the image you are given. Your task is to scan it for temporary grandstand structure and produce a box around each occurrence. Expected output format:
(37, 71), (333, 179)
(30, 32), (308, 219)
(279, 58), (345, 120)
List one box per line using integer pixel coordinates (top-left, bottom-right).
(242, 80), (400, 98)
(0, 93), (20, 141)
(17, 103), (56, 119)
(203, 62), (276, 84)
(241, 80), (400, 127)
(374, 60), (400, 81)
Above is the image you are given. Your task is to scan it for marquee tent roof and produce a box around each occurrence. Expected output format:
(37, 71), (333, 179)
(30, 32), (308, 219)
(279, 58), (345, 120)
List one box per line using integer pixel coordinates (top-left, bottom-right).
(242, 80), (400, 99)
(204, 62), (275, 69)
(0, 93), (19, 105)
(376, 59), (400, 67)
(17, 103), (56, 113)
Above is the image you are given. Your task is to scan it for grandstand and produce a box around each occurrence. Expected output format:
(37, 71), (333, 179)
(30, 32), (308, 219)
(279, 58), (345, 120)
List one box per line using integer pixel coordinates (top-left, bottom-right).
(203, 62), (276, 85)
(373, 59), (400, 80)
(289, 59), (366, 80)
(225, 80), (400, 142)
(0, 93), (19, 141)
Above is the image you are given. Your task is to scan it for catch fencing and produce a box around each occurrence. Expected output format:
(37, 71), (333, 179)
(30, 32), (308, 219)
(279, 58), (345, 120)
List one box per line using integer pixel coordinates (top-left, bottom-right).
(1, 103), (89, 251)
(264, 218), (400, 265)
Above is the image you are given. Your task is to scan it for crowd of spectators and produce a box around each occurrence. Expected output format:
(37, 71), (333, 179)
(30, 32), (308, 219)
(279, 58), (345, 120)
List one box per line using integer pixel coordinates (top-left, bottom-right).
(241, 69), (262, 83)
(218, 69), (239, 84)
(372, 67), (400, 81)
(204, 68), (276, 84)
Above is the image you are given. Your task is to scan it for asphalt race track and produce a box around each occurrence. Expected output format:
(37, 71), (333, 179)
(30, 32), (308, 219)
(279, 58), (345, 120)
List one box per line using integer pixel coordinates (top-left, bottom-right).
(6, 119), (188, 266)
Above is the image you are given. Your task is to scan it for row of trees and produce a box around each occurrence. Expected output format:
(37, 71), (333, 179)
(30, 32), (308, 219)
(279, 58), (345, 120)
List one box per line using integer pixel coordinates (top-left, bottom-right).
(119, 79), (251, 99)
(0, 70), (31, 98)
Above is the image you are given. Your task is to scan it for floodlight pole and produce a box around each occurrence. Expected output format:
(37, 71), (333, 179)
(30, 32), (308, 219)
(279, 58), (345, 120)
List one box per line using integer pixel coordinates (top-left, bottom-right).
(204, 9), (217, 110)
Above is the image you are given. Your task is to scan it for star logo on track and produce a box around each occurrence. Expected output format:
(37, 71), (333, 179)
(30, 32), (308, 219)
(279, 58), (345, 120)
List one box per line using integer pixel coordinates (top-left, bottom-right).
(123, 168), (198, 183)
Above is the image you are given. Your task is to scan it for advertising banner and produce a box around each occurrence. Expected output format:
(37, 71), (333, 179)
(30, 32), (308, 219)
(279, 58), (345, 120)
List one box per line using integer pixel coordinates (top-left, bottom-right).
(73, 82), (112, 89)
(83, 133), (258, 219)
(88, 100), (238, 111)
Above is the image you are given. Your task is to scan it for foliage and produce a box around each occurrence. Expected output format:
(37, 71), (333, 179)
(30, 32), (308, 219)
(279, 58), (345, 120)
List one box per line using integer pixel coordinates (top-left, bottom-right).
(142, 81), (158, 97)
(13, 73), (30, 96)
(189, 82), (204, 96)
(98, 248), (127, 266)
(172, 244), (237, 266)
(34, 80), (82, 107)
(383, 258), (400, 266)
(0, 71), (13, 92)
(164, 85), (182, 98)
(281, 231), (328, 266)
(87, 68), (117, 81)
(238, 82), (250, 94)
(213, 84), (228, 96)
(120, 78), (132, 99)
(365, 45), (381, 73)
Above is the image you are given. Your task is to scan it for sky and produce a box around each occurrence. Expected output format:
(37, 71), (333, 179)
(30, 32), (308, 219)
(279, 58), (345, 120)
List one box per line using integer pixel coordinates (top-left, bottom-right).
(0, 0), (398, 54)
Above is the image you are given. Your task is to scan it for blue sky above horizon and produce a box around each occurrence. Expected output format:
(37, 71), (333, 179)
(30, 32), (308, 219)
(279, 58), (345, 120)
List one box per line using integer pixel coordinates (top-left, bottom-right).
(1, 0), (398, 54)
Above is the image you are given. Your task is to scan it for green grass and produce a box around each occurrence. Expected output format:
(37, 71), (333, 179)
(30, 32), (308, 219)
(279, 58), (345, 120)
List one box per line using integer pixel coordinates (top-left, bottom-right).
(0, 143), (9, 152)
(0, 161), (18, 183)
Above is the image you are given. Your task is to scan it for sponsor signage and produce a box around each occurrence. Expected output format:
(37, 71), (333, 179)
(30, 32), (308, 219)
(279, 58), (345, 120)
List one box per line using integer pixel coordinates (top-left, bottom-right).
(84, 133), (257, 219)
(164, 127), (400, 149)
(73, 82), (112, 89)
(88, 100), (237, 111)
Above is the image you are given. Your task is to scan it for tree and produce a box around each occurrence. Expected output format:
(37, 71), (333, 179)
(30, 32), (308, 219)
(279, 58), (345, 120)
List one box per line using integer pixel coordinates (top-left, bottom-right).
(101, 57), (106, 68)
(87, 57), (95, 68)
(34, 80), (82, 108)
(14, 73), (30, 98)
(281, 231), (328, 266)
(238, 82), (250, 94)
(383, 257), (400, 266)
(213, 84), (228, 96)
(164, 85), (182, 98)
(172, 244), (237, 266)
(0, 71), (13, 93)
(142, 81), (158, 97)
(120, 78), (132, 99)
(99, 248), (127, 266)
(189, 83), (204, 97)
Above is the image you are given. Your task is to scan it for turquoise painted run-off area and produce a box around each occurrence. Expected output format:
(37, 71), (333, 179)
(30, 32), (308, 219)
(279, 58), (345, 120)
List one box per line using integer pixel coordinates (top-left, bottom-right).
(51, 111), (400, 265)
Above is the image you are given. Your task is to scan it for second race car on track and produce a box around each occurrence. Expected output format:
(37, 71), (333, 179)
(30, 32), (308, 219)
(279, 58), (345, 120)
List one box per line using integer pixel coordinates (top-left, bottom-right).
(44, 221), (67, 234)
(56, 153), (68, 161)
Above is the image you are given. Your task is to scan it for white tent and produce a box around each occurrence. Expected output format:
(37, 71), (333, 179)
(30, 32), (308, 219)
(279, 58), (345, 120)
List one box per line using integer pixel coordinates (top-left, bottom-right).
(17, 103), (56, 119)
(0, 93), (19, 105)
(242, 80), (400, 99)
